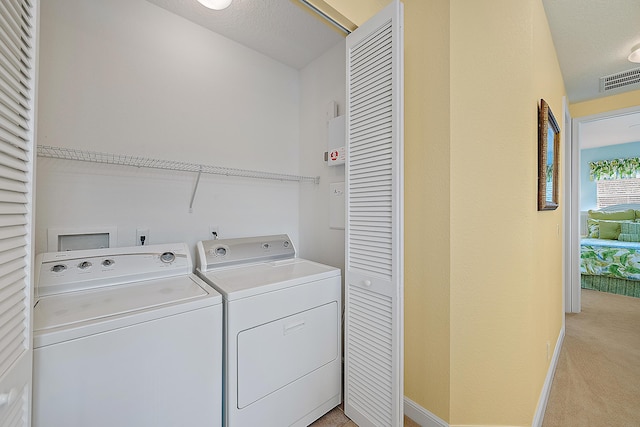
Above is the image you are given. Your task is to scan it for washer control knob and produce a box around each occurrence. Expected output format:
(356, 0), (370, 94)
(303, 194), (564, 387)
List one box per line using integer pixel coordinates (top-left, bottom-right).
(160, 252), (175, 263)
(283, 241), (290, 248)
(215, 247), (227, 257)
(262, 243), (270, 250)
(51, 264), (66, 273)
(78, 261), (92, 270)
(102, 259), (115, 267)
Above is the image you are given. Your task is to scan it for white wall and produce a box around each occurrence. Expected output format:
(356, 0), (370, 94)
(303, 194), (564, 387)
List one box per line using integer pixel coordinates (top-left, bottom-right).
(298, 41), (346, 272)
(35, 0), (303, 255)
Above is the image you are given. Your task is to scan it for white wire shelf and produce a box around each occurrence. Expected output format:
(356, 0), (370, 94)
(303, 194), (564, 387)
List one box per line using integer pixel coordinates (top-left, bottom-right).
(37, 145), (320, 184)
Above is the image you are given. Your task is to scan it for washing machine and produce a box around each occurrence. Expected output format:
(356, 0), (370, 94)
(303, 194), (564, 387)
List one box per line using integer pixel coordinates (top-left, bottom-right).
(32, 243), (223, 427)
(195, 234), (342, 427)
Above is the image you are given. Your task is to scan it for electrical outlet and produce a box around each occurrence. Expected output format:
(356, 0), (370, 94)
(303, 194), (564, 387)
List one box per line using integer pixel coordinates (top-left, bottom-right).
(209, 225), (219, 240)
(136, 228), (149, 246)
(546, 341), (551, 360)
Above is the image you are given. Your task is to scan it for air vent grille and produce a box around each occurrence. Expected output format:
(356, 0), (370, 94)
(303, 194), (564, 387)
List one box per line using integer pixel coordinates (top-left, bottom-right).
(600, 67), (640, 92)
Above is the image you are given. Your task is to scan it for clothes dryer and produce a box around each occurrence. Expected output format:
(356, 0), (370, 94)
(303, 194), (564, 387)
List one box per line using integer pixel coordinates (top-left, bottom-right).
(32, 243), (223, 427)
(196, 235), (342, 427)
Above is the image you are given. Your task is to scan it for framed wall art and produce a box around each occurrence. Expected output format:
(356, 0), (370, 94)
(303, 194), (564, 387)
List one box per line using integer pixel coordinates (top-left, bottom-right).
(538, 99), (560, 211)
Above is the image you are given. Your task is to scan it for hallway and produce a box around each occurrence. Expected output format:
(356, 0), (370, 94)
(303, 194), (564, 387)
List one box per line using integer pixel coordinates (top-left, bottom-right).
(543, 289), (640, 426)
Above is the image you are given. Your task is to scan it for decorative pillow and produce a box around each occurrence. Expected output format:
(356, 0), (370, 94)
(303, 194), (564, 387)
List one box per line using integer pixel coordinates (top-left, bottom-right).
(598, 220), (623, 240)
(588, 209), (635, 221)
(635, 210), (640, 220)
(587, 218), (600, 238)
(619, 233), (640, 242)
(621, 222), (640, 234)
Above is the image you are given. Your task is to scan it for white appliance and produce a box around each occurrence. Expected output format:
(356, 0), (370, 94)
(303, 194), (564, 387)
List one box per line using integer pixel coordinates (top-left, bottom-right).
(195, 235), (342, 427)
(32, 243), (223, 427)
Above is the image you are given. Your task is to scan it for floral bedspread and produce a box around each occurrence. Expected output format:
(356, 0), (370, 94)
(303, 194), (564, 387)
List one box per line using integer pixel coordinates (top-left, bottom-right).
(580, 238), (640, 281)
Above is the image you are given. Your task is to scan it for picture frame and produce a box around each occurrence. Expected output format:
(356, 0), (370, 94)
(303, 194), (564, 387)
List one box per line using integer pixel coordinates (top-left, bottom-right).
(538, 99), (560, 211)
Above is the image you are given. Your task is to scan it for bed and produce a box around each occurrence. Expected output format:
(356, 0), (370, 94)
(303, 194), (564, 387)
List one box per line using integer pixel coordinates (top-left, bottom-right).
(580, 204), (640, 298)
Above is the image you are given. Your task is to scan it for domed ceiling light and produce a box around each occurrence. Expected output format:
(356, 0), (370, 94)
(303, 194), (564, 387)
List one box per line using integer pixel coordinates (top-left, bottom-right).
(628, 43), (640, 63)
(197, 0), (232, 10)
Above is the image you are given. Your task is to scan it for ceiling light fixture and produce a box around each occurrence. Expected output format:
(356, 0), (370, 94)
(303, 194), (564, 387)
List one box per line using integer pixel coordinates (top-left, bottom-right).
(628, 43), (640, 63)
(197, 0), (232, 10)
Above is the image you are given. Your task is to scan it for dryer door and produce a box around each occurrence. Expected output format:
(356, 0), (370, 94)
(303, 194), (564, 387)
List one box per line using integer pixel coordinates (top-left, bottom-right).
(236, 301), (338, 408)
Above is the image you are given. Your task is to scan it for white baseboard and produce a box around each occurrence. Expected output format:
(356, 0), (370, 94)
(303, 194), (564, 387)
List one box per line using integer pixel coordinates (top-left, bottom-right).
(531, 325), (565, 427)
(403, 326), (564, 427)
(404, 396), (448, 427)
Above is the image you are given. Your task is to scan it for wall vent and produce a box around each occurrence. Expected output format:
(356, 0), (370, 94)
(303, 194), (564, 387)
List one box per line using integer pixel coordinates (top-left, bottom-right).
(599, 67), (640, 92)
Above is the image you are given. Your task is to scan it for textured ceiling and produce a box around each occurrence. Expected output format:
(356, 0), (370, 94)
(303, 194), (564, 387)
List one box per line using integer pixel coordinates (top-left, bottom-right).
(543, 0), (640, 148)
(145, 1), (640, 102)
(144, 0), (343, 70)
(543, 0), (640, 104)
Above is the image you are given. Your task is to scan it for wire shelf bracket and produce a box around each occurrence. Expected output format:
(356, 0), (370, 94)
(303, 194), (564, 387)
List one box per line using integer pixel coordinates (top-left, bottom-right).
(37, 145), (320, 212)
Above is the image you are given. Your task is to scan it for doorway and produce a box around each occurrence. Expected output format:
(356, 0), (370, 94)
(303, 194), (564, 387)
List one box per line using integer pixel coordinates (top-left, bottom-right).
(567, 104), (640, 313)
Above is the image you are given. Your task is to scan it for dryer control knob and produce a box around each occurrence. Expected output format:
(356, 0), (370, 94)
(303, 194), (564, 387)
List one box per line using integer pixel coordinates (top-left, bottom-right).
(160, 252), (175, 263)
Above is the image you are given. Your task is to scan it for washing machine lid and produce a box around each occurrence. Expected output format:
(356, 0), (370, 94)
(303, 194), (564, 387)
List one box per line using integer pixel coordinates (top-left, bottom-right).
(198, 258), (340, 301)
(33, 274), (221, 347)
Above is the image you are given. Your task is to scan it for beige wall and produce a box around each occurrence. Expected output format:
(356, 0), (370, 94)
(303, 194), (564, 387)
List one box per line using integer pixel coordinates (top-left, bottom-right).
(531, 0), (566, 420)
(570, 88), (640, 118)
(450, 0), (531, 424)
(323, 1), (565, 425)
(450, 0), (564, 424)
(403, 0), (452, 419)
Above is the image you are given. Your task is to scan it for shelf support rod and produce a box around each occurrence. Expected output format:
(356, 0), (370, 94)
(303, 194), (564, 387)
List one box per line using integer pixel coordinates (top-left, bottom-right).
(188, 168), (202, 213)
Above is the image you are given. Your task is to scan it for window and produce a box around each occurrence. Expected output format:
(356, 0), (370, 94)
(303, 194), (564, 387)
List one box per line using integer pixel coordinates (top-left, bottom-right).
(596, 177), (640, 208)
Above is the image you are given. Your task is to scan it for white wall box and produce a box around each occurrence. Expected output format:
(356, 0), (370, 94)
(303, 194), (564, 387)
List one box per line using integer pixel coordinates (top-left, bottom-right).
(47, 227), (118, 252)
(327, 115), (346, 166)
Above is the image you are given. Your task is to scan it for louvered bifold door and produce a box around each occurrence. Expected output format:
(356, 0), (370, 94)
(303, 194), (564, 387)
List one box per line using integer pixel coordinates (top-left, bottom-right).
(0, 1), (36, 426)
(344, 2), (403, 427)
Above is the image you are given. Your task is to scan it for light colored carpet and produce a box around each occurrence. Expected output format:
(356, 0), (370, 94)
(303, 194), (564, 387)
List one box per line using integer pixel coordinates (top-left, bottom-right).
(542, 289), (640, 427)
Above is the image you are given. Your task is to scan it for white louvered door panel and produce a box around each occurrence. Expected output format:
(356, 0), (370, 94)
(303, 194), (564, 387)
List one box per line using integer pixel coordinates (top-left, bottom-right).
(0, 1), (36, 426)
(344, 2), (403, 427)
